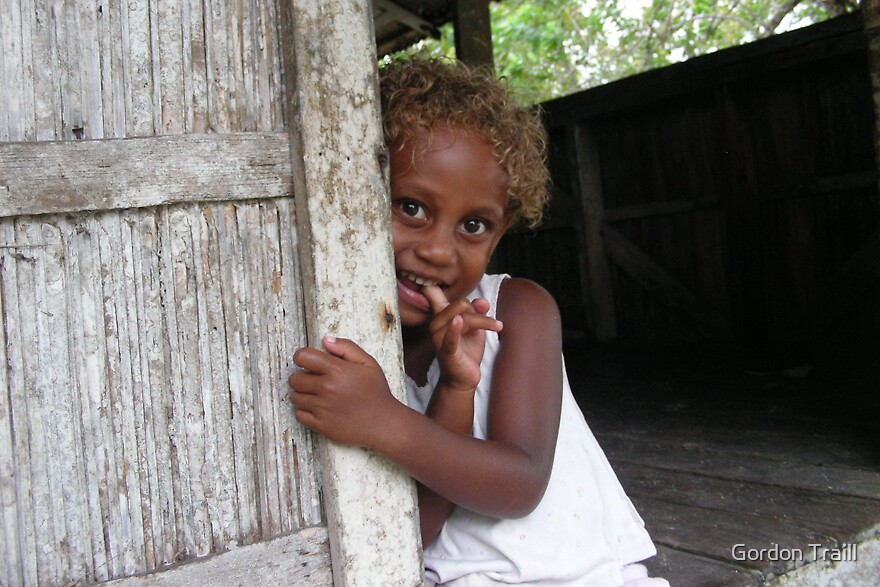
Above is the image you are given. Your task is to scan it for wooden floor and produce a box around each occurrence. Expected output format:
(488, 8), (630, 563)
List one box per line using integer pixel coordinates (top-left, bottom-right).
(564, 341), (880, 587)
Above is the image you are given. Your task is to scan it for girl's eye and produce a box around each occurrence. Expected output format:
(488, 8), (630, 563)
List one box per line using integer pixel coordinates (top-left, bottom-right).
(461, 218), (488, 235)
(398, 200), (426, 220)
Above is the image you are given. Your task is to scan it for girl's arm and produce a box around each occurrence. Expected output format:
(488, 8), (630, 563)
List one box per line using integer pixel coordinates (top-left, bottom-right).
(417, 379), (475, 545)
(289, 278), (563, 519)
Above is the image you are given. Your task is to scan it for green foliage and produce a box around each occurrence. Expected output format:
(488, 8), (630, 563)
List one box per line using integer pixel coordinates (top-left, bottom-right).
(393, 0), (859, 105)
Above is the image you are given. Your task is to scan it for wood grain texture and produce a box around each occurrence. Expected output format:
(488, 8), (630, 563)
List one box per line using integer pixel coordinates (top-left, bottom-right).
(280, 0), (423, 585)
(0, 0), (286, 142)
(0, 201), (321, 584)
(0, 132), (292, 217)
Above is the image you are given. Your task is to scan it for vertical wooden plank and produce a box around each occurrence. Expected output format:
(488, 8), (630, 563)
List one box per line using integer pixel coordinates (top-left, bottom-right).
(0, 222), (25, 586)
(453, 0), (494, 68)
(132, 211), (179, 567)
(261, 202), (291, 529)
(263, 0), (285, 130)
(16, 0), (38, 140)
(99, 0), (126, 137)
(226, 0), (244, 131)
(57, 0), (84, 139)
(216, 203), (260, 543)
(275, 198), (323, 527)
(18, 218), (65, 585)
(239, 0), (257, 130)
(116, 212), (159, 574)
(1, 0), (25, 140)
(719, 84), (766, 342)
(31, 0), (61, 139)
(156, 0), (184, 133)
(99, 212), (148, 576)
(255, 0), (273, 130)
(43, 220), (92, 583)
(237, 203), (283, 535)
(166, 208), (212, 558)
(280, 0), (422, 585)
(204, 0), (230, 131)
(71, 215), (112, 582)
(126, 0), (155, 135)
(191, 205), (238, 549)
(574, 124), (618, 341)
(78, 0), (104, 138)
(186, 0), (208, 132)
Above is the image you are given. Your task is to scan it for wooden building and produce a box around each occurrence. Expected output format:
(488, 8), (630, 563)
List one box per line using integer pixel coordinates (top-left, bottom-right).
(494, 6), (880, 586)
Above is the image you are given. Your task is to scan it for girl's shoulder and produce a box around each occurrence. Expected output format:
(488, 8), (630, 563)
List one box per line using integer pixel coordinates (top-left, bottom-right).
(496, 277), (561, 336)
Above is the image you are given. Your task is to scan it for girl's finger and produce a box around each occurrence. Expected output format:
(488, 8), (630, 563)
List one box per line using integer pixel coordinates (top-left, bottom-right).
(293, 346), (338, 373)
(456, 312), (503, 334)
(288, 370), (322, 394)
(440, 314), (464, 356)
(423, 285), (450, 315)
(288, 389), (318, 411)
(428, 297), (477, 334)
(471, 297), (491, 315)
(321, 336), (377, 366)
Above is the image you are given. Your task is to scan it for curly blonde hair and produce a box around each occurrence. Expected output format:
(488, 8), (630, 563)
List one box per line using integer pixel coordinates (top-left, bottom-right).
(379, 58), (550, 229)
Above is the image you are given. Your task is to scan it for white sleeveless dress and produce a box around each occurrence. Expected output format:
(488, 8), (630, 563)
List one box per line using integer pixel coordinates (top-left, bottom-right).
(406, 274), (669, 587)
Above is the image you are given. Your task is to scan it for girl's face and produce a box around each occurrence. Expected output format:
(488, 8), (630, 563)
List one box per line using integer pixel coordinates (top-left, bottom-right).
(390, 126), (510, 328)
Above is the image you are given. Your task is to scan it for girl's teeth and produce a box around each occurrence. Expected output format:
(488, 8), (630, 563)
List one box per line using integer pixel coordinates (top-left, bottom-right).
(402, 271), (439, 287)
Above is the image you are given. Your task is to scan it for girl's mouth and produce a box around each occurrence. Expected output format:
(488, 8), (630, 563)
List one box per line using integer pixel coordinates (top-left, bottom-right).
(396, 270), (442, 312)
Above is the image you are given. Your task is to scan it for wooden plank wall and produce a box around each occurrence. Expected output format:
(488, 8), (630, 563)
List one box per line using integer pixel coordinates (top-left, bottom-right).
(0, 0), (285, 140)
(0, 1), (325, 585)
(498, 12), (880, 352)
(0, 202), (322, 585)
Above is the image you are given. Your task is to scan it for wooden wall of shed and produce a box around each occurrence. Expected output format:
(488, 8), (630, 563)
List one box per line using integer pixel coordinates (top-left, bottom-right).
(497, 12), (880, 357)
(0, 1), (321, 585)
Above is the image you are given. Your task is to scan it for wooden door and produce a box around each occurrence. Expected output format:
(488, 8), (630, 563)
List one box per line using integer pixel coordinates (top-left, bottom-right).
(0, 1), (421, 585)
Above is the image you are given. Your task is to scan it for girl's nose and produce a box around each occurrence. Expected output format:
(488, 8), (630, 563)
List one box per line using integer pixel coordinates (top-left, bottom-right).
(413, 228), (455, 266)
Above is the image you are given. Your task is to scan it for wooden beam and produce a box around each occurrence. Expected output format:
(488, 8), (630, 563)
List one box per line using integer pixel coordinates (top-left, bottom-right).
(603, 225), (730, 338)
(373, 0), (438, 37)
(454, 0), (494, 68)
(573, 125), (617, 341)
(279, 1), (422, 586)
(104, 528), (331, 586)
(0, 133), (292, 217)
(803, 227), (880, 341)
(604, 195), (724, 223)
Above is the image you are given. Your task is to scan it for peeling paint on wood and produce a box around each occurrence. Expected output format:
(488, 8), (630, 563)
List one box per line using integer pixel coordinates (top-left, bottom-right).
(103, 527), (333, 586)
(1, 0), (420, 584)
(281, 0), (423, 585)
(0, 203), (321, 584)
(0, 133), (293, 218)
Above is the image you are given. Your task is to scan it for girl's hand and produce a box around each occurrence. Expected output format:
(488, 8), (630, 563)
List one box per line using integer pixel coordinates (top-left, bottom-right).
(423, 285), (502, 393)
(288, 336), (402, 448)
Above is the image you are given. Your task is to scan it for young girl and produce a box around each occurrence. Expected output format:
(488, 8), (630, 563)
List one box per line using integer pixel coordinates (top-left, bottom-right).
(288, 59), (668, 587)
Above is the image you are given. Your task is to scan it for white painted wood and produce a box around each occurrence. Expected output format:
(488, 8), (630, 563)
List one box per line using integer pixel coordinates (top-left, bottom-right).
(0, 133), (292, 217)
(281, 0), (423, 585)
(104, 527), (332, 586)
(0, 0), (287, 141)
(2, 0), (422, 585)
(0, 203), (324, 585)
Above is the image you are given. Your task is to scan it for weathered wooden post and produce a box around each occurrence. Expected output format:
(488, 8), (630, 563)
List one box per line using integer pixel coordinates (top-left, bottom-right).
(280, 0), (423, 585)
